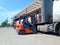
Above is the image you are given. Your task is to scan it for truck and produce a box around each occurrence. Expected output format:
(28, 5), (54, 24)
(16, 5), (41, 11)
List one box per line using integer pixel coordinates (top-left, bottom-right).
(37, 0), (60, 35)
(14, 0), (60, 35)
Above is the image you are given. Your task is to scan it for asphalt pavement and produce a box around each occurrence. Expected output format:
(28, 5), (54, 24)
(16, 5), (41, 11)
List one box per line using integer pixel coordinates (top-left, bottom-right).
(0, 27), (60, 45)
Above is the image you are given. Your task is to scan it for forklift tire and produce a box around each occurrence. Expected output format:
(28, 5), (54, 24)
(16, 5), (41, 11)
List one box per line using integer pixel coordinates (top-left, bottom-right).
(18, 30), (25, 35)
(32, 28), (37, 34)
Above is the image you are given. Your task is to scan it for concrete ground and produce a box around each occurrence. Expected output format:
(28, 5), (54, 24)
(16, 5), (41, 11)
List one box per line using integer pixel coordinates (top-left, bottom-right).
(0, 27), (60, 45)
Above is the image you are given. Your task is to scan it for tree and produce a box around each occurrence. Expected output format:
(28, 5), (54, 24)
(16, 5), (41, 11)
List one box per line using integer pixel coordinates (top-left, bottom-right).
(1, 18), (11, 27)
(0, 25), (1, 27)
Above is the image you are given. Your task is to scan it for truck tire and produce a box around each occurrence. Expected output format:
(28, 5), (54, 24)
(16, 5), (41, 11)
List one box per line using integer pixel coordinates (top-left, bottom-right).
(55, 24), (60, 36)
(58, 27), (60, 36)
(18, 30), (25, 35)
(57, 26), (60, 36)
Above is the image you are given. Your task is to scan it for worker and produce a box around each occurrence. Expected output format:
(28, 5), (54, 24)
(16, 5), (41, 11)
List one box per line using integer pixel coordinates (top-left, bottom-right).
(22, 19), (30, 28)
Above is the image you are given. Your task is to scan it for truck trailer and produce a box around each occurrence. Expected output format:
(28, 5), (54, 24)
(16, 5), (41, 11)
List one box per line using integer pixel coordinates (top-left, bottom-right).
(14, 0), (60, 35)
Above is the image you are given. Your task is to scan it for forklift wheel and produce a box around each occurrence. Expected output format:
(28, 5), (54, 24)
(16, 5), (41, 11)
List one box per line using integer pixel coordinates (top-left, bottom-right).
(32, 29), (37, 34)
(18, 30), (25, 35)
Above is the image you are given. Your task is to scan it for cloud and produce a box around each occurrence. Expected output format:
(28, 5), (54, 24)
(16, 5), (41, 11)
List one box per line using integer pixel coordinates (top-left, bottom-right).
(0, 6), (9, 12)
(0, 6), (7, 10)
(0, 6), (20, 24)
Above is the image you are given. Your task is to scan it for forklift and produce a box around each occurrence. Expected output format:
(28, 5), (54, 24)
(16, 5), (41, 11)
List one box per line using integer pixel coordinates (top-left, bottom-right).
(16, 14), (37, 35)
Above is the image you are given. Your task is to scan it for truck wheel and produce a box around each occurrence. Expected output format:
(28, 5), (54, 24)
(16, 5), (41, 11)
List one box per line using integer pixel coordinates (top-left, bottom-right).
(18, 30), (25, 35)
(58, 27), (60, 36)
(57, 27), (60, 36)
(55, 24), (60, 36)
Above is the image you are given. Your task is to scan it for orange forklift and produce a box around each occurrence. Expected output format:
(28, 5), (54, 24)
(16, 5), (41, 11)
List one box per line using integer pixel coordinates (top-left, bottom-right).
(16, 14), (37, 35)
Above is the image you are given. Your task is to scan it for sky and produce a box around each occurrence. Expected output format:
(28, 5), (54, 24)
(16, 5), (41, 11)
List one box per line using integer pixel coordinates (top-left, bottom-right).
(0, 0), (34, 25)
(0, 0), (60, 25)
